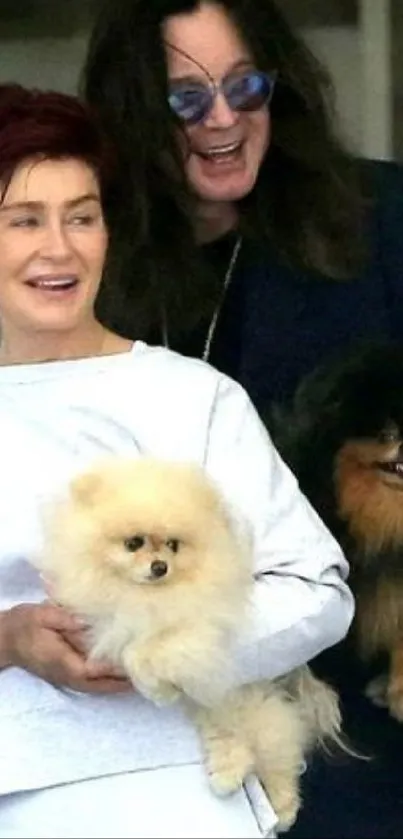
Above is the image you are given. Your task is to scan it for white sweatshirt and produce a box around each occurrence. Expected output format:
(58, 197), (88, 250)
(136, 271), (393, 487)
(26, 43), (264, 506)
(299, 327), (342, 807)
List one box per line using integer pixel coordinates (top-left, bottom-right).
(0, 342), (353, 794)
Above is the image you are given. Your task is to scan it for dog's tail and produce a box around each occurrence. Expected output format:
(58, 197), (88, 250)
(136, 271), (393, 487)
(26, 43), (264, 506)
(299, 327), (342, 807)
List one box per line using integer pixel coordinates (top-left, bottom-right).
(281, 665), (341, 748)
(278, 665), (363, 758)
(291, 665), (342, 748)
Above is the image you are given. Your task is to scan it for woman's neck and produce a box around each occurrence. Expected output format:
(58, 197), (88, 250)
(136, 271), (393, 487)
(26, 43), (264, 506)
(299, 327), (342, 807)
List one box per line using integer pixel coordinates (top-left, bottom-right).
(194, 200), (239, 244)
(0, 320), (132, 366)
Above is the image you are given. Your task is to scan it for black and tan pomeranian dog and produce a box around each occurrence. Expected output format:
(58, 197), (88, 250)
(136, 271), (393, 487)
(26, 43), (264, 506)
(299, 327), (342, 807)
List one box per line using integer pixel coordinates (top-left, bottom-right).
(269, 342), (403, 723)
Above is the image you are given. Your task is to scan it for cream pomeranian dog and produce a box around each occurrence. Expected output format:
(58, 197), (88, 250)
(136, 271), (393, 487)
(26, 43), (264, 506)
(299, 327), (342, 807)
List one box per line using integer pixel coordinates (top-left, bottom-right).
(36, 457), (342, 831)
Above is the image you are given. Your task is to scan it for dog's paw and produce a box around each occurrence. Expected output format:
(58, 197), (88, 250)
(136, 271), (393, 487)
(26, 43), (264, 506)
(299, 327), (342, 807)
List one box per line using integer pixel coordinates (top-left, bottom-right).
(260, 772), (301, 833)
(207, 765), (246, 797)
(275, 796), (301, 833)
(366, 673), (403, 722)
(207, 764), (248, 798)
(139, 680), (181, 706)
(387, 682), (403, 722)
(365, 674), (388, 708)
(270, 787), (301, 833)
(205, 745), (254, 797)
(122, 647), (180, 706)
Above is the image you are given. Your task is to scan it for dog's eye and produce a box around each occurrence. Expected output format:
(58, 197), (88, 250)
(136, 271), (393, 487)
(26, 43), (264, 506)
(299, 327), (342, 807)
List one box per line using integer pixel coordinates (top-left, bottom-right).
(124, 535), (145, 552)
(166, 538), (179, 553)
(378, 424), (399, 444)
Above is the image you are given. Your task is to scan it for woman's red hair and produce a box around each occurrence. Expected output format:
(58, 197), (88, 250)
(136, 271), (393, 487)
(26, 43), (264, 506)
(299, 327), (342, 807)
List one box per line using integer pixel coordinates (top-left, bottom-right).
(0, 84), (114, 200)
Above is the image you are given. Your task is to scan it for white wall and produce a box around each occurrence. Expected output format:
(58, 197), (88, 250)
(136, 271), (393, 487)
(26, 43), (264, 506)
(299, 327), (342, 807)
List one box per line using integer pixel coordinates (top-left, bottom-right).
(303, 26), (364, 154)
(392, 0), (403, 157)
(0, 31), (87, 95)
(359, 0), (393, 159)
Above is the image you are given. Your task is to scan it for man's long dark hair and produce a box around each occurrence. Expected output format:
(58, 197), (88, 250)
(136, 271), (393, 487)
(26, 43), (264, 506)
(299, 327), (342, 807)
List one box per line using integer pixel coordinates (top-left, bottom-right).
(82, 0), (367, 343)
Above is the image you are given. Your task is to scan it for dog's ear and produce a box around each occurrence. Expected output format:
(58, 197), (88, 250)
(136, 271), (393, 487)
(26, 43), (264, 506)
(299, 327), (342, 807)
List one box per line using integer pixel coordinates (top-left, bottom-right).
(70, 470), (104, 507)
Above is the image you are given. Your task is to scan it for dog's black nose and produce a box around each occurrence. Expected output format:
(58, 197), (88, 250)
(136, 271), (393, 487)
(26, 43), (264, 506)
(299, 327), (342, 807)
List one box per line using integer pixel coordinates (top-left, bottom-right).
(150, 559), (168, 578)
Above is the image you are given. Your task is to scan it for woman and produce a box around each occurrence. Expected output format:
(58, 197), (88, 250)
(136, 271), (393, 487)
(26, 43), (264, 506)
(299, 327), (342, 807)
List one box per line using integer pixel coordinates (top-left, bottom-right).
(0, 83), (352, 838)
(82, 0), (403, 412)
(81, 2), (403, 836)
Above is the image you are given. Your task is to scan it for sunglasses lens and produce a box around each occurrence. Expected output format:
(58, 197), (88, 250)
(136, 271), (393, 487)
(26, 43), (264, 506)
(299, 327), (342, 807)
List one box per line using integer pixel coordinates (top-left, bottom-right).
(168, 82), (212, 125)
(225, 71), (276, 112)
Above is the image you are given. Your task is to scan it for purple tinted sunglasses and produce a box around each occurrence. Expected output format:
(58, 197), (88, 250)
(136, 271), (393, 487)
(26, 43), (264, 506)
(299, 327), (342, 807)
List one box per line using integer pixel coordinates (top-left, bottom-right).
(166, 43), (277, 126)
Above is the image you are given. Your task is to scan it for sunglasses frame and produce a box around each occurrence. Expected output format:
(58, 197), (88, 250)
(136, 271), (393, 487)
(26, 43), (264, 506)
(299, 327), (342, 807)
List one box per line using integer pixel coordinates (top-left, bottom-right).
(169, 69), (277, 125)
(165, 41), (277, 126)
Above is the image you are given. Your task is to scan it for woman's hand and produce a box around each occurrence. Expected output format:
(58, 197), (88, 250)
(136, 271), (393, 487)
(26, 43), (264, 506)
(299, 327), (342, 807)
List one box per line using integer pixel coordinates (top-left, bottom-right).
(2, 602), (132, 694)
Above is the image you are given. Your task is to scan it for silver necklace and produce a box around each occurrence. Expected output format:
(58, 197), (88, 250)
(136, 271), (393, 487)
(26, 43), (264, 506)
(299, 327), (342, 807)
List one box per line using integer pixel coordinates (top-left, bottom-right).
(202, 234), (242, 362)
(162, 235), (243, 363)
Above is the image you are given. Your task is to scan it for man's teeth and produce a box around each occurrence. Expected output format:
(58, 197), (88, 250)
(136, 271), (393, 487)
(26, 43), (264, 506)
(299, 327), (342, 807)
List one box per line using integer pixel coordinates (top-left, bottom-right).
(204, 142), (241, 157)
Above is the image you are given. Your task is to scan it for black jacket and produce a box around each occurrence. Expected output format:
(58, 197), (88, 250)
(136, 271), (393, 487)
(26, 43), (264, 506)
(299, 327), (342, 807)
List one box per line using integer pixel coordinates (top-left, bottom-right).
(205, 159), (403, 417)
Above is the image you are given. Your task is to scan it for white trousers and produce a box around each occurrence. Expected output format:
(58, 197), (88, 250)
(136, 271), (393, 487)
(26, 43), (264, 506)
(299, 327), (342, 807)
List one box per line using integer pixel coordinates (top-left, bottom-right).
(0, 766), (278, 838)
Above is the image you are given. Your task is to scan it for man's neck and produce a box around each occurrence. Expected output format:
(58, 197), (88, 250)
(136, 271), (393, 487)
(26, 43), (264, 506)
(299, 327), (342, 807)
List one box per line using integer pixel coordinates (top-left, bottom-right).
(194, 201), (239, 244)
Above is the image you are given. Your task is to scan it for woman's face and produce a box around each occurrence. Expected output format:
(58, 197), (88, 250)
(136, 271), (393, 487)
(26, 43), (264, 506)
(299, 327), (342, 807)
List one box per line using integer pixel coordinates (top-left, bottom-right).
(164, 1), (271, 208)
(0, 156), (107, 343)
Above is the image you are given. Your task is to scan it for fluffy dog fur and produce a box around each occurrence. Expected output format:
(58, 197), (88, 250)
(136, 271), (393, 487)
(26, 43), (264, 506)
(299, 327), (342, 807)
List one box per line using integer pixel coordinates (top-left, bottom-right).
(36, 456), (342, 831)
(269, 342), (403, 723)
